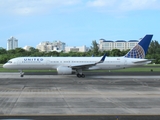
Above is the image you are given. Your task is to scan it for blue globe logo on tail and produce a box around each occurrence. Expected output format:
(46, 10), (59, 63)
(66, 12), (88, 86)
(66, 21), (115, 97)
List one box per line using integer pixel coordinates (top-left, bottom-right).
(124, 35), (153, 59)
(125, 44), (145, 58)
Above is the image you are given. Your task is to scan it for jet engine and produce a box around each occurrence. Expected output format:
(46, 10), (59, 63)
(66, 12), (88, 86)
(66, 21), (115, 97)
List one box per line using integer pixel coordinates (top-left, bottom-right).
(57, 66), (72, 75)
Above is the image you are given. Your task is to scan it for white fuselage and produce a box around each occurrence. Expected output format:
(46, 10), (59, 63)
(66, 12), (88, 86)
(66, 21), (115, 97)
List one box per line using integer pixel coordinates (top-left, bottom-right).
(3, 56), (150, 70)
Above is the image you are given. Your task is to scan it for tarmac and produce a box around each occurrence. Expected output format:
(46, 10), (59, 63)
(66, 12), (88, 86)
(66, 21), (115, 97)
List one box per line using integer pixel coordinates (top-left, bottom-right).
(0, 72), (160, 119)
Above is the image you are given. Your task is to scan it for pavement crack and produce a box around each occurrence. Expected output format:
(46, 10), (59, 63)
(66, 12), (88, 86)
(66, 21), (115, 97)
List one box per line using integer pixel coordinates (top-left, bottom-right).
(9, 85), (25, 115)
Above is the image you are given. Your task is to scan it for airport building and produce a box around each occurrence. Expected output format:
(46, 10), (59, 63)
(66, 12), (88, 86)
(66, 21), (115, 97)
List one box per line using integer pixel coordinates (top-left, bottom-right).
(7, 36), (18, 50)
(65, 45), (89, 52)
(99, 39), (139, 51)
(36, 40), (66, 52)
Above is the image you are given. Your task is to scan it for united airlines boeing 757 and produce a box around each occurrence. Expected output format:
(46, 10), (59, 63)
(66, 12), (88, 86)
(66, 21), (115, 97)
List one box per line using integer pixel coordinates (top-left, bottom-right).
(3, 34), (153, 78)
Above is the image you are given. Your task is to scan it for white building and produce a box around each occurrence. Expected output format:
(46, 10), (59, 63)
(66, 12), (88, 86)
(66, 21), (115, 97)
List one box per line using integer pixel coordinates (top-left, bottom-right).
(36, 41), (65, 52)
(23, 46), (32, 51)
(99, 39), (139, 51)
(7, 36), (18, 50)
(65, 45), (88, 52)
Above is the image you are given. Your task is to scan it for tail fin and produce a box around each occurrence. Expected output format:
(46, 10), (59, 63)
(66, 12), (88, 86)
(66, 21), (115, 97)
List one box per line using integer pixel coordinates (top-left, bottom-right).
(124, 34), (153, 59)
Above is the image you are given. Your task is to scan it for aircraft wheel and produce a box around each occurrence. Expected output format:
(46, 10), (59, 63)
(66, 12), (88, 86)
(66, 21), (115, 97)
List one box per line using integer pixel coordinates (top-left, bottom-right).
(81, 74), (85, 78)
(20, 74), (24, 77)
(77, 74), (81, 78)
(77, 73), (85, 78)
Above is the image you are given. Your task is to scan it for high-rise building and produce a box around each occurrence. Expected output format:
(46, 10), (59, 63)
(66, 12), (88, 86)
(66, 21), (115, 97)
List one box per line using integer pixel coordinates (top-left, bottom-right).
(7, 36), (18, 50)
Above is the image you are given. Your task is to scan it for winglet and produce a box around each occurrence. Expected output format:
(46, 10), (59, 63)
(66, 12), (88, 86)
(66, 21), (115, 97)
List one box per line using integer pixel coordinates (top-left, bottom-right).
(97, 53), (106, 64)
(124, 34), (153, 59)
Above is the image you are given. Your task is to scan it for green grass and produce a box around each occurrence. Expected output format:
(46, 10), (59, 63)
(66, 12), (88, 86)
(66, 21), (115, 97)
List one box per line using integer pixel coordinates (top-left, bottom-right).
(0, 64), (160, 72)
(111, 67), (159, 72)
(85, 67), (160, 72)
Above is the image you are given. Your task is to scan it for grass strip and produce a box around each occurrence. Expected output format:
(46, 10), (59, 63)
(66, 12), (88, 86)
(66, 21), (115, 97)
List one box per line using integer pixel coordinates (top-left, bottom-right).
(0, 64), (160, 72)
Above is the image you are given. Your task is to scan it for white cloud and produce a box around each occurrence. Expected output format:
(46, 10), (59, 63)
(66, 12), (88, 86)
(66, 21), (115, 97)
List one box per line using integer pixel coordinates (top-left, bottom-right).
(87, 0), (116, 7)
(1, 0), (160, 16)
(0, 0), (81, 16)
(119, 0), (160, 11)
(87, 0), (160, 12)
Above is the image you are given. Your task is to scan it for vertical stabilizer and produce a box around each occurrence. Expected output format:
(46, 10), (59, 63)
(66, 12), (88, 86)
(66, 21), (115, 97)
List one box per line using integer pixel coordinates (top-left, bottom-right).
(124, 34), (153, 59)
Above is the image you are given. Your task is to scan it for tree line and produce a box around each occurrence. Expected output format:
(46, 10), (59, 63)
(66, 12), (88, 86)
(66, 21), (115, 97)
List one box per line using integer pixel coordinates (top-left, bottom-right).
(0, 40), (159, 64)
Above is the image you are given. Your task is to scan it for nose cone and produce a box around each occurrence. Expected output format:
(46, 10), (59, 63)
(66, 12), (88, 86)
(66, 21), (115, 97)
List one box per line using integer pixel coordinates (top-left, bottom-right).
(3, 64), (7, 68)
(3, 64), (9, 69)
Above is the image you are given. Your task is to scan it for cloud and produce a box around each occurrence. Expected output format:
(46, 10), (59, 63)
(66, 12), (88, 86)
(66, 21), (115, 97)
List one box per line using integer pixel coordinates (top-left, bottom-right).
(87, 0), (160, 12)
(1, 0), (160, 16)
(87, 0), (116, 7)
(0, 0), (81, 16)
(119, 0), (160, 11)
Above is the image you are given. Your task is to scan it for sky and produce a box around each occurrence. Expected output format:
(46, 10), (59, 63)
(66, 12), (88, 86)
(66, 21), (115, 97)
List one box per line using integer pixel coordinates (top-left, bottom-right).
(0, 0), (160, 49)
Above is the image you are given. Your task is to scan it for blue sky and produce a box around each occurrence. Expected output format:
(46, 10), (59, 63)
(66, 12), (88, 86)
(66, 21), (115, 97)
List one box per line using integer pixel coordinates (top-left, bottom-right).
(0, 0), (160, 49)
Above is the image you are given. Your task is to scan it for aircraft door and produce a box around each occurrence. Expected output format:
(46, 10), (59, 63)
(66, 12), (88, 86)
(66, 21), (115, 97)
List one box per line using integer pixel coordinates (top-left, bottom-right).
(124, 59), (127, 68)
(16, 59), (20, 65)
(46, 59), (51, 65)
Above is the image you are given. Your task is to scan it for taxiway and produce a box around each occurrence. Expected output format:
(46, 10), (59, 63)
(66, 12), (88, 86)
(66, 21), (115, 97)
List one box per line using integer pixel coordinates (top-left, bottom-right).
(0, 73), (160, 115)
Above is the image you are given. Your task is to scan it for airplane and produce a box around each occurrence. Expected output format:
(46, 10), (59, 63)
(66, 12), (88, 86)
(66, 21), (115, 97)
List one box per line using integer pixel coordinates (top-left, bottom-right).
(3, 34), (153, 78)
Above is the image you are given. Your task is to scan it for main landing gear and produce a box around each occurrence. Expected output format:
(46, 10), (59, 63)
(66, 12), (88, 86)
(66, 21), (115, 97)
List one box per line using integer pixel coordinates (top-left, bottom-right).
(77, 73), (85, 78)
(19, 70), (24, 77)
(76, 69), (85, 78)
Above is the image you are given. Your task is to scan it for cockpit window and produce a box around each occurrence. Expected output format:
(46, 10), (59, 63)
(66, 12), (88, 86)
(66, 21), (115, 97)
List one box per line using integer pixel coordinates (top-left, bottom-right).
(7, 61), (12, 63)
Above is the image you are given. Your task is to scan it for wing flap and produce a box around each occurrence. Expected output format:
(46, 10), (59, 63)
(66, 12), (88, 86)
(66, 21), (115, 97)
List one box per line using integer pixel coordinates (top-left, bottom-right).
(70, 63), (97, 69)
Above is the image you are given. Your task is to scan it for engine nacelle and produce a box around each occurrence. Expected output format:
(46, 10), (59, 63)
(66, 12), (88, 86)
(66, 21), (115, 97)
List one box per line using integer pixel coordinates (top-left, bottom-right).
(57, 66), (72, 75)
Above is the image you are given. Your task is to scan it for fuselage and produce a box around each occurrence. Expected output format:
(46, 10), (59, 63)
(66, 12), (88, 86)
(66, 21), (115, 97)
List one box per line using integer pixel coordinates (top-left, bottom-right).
(3, 56), (151, 70)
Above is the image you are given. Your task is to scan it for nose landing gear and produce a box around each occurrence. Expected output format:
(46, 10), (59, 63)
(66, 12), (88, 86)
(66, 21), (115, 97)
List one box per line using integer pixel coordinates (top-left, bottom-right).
(19, 70), (24, 77)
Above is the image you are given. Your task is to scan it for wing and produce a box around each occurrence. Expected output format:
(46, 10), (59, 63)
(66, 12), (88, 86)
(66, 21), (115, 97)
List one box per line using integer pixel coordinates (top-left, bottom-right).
(69, 53), (106, 69)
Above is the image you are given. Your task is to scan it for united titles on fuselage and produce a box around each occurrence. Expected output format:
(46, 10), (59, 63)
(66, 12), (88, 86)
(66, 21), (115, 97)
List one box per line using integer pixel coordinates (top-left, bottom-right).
(22, 58), (44, 63)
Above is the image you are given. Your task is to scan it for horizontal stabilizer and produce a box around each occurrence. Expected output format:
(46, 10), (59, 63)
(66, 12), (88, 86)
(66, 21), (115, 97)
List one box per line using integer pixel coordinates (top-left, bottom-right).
(132, 59), (152, 63)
